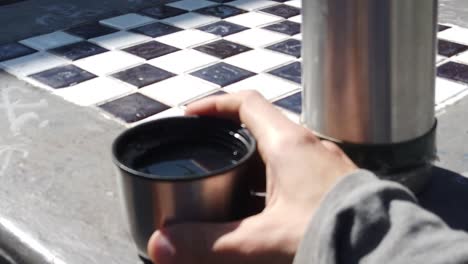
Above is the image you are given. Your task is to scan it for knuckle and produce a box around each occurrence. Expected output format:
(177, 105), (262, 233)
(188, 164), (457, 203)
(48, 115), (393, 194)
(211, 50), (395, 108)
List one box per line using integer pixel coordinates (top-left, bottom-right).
(292, 126), (319, 145)
(269, 126), (318, 154)
(239, 90), (263, 100)
(322, 141), (345, 156)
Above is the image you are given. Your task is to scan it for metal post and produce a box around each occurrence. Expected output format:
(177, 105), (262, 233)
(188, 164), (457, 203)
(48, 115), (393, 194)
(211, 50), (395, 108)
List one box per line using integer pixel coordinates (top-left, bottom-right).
(302, 0), (438, 192)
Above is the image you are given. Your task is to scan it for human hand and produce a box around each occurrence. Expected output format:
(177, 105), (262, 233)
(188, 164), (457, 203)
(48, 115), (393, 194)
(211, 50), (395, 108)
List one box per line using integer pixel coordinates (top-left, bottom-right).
(147, 91), (358, 264)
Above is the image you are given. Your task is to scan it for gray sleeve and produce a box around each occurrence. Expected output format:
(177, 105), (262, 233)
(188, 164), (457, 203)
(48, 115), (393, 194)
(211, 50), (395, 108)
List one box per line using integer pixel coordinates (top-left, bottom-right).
(293, 170), (468, 264)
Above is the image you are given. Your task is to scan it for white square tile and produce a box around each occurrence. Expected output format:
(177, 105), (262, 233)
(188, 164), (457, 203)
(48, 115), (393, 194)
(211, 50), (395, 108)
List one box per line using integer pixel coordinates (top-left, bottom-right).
(140, 75), (218, 106)
(224, 74), (299, 100)
(162, 13), (220, 29)
(435, 77), (468, 104)
(54, 77), (134, 106)
(436, 55), (447, 64)
(225, 12), (282, 28)
(225, 49), (294, 73)
(89, 31), (151, 50)
(227, 0), (279, 11)
(292, 33), (302, 40)
(0, 52), (67, 76)
(156, 29), (219, 49)
(100, 13), (155, 30)
(438, 27), (468, 45)
(137, 107), (185, 125)
(167, 0), (215, 11)
(284, 0), (301, 8)
(452, 50), (468, 64)
(19, 32), (82, 51)
(225, 28), (288, 47)
(148, 49), (218, 74)
(74, 51), (144, 76)
(288, 15), (302, 23)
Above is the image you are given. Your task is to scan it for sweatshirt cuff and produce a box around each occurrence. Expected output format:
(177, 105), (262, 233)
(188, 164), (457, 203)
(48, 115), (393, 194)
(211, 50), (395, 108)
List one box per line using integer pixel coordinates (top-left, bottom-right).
(293, 169), (416, 264)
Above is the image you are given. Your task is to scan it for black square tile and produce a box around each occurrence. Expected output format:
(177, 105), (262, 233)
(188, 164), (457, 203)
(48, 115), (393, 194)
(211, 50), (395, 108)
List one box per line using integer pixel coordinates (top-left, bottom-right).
(273, 92), (301, 114)
(438, 24), (451, 32)
(0, 43), (36, 62)
(131, 22), (182, 38)
(437, 62), (468, 84)
(0, 0), (25, 6)
(263, 20), (300, 35)
(260, 4), (300, 18)
(438, 39), (468, 57)
(197, 21), (248, 37)
(268, 61), (301, 84)
(207, 0), (235, 3)
(194, 39), (251, 59)
(29, 65), (96, 89)
(266, 39), (301, 58)
(112, 64), (175, 88)
(49, 41), (108, 61)
(191, 62), (255, 87)
(123, 41), (179, 60)
(99, 93), (170, 123)
(65, 22), (118, 39)
(140, 5), (188, 19)
(194, 5), (246, 19)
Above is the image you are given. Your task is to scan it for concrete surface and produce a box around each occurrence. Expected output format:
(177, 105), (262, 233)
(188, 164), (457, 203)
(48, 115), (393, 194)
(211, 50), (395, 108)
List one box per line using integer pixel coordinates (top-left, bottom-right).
(440, 0), (468, 28)
(435, 96), (468, 174)
(419, 96), (468, 232)
(0, 0), (172, 44)
(0, 71), (138, 263)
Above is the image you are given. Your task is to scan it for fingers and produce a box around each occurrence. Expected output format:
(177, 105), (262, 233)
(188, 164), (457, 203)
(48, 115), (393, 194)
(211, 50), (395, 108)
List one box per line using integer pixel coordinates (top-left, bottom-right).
(184, 93), (243, 122)
(147, 219), (256, 264)
(148, 221), (240, 264)
(320, 140), (357, 167)
(186, 91), (304, 157)
(147, 213), (295, 264)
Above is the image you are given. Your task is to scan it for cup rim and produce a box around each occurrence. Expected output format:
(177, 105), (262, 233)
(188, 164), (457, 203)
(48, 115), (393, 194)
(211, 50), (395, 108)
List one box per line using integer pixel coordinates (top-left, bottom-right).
(111, 116), (257, 182)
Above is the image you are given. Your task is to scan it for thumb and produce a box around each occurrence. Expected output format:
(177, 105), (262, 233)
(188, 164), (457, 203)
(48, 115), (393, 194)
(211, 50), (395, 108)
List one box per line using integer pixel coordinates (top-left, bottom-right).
(147, 213), (295, 264)
(147, 221), (240, 264)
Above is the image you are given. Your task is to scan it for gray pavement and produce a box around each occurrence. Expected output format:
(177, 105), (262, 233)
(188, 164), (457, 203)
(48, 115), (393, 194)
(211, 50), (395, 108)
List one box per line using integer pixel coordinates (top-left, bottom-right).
(0, 71), (137, 263)
(435, 99), (468, 174)
(440, 0), (468, 28)
(0, 0), (171, 44)
(421, 96), (468, 232)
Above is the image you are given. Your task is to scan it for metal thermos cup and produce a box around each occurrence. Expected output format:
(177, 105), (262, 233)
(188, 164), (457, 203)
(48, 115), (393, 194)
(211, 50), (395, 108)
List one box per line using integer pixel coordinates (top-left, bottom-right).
(112, 116), (258, 260)
(302, 0), (438, 191)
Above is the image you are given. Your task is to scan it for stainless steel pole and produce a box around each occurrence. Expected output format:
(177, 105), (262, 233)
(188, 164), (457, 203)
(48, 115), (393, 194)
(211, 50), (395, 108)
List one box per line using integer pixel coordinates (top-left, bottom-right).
(302, 0), (438, 191)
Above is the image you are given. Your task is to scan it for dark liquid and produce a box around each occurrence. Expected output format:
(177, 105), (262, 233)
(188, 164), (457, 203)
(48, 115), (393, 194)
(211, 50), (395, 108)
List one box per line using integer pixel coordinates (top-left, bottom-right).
(134, 141), (242, 178)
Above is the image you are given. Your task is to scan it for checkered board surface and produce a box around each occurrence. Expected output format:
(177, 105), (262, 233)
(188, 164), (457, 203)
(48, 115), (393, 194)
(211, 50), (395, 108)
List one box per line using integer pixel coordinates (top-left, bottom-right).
(1, 0), (468, 126)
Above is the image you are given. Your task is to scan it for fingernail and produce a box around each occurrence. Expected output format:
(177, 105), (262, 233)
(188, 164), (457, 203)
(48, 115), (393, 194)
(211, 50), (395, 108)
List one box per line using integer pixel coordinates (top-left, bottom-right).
(151, 231), (175, 264)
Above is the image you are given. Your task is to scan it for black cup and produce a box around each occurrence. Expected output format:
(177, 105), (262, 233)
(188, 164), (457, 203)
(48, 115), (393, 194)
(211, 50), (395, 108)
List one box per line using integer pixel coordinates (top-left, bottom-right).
(112, 116), (261, 259)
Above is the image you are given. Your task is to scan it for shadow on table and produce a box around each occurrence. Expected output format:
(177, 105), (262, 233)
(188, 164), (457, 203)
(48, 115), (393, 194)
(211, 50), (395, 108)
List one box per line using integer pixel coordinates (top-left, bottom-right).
(418, 166), (468, 232)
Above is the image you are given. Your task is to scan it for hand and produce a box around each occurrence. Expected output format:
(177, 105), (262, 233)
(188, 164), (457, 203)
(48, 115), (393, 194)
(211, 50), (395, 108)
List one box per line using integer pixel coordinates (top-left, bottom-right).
(147, 91), (358, 264)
